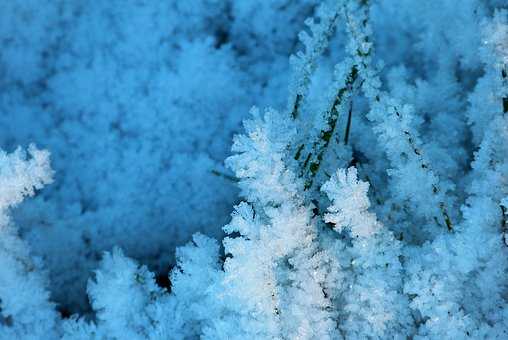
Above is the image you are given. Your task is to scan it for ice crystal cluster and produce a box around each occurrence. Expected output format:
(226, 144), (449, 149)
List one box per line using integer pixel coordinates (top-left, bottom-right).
(0, 0), (507, 339)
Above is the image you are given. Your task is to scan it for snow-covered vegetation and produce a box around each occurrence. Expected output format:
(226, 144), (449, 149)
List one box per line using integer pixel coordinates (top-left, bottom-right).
(0, 0), (507, 338)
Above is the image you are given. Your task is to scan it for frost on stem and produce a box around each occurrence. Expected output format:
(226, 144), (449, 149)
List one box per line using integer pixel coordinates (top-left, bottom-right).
(226, 107), (299, 209)
(481, 10), (508, 115)
(468, 10), (508, 145)
(296, 59), (358, 191)
(502, 198), (508, 246)
(402, 10), (508, 338)
(292, 0), (369, 192)
(62, 233), (223, 339)
(86, 248), (169, 340)
(0, 145), (53, 210)
(472, 9), (508, 242)
(322, 167), (413, 338)
(218, 108), (337, 339)
(322, 167), (377, 237)
(403, 115), (508, 339)
(345, 0), (454, 231)
(288, 0), (343, 119)
(0, 145), (57, 339)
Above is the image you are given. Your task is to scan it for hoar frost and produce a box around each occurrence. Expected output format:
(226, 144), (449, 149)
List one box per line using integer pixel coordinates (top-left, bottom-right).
(0, 0), (508, 339)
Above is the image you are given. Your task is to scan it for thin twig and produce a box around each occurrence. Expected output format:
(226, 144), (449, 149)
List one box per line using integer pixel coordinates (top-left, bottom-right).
(211, 170), (239, 183)
(501, 205), (508, 246)
(502, 68), (507, 114)
(344, 99), (354, 145)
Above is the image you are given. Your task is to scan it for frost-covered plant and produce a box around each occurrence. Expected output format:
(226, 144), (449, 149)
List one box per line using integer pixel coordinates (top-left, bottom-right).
(0, 146), (56, 339)
(322, 167), (413, 338)
(1, 0), (508, 339)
